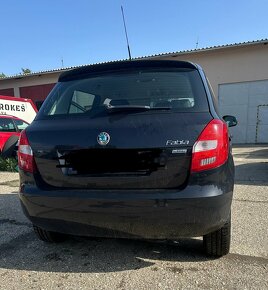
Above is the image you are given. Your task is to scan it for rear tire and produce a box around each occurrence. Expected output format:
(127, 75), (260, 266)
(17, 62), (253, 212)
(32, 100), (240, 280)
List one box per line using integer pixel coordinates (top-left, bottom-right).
(203, 215), (231, 257)
(33, 225), (66, 243)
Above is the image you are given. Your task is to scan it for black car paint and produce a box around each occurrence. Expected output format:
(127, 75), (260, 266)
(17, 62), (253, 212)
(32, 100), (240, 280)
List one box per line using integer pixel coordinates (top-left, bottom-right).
(18, 60), (234, 239)
(19, 157), (234, 238)
(27, 112), (212, 189)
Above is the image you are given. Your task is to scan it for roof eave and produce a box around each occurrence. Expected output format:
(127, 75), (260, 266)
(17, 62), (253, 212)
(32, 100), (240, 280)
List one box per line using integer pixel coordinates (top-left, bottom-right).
(143, 39), (268, 59)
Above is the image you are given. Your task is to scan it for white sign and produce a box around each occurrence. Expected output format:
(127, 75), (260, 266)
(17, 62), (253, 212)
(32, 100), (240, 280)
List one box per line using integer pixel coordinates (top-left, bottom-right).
(0, 97), (37, 123)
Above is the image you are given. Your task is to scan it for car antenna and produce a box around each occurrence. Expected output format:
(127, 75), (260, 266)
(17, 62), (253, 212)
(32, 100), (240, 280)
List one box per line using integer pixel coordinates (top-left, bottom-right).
(121, 5), (132, 60)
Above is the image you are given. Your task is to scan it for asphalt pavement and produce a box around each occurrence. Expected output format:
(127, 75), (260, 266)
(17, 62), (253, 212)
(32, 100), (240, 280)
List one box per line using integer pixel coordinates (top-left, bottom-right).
(0, 145), (267, 289)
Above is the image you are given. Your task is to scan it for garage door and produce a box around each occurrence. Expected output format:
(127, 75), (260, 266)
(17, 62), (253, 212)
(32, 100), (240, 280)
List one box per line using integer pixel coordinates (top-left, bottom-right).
(19, 83), (56, 102)
(219, 80), (268, 144)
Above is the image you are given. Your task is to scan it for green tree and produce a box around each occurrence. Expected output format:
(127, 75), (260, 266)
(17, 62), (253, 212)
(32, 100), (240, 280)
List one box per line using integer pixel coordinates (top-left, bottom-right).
(21, 68), (32, 74)
(0, 72), (6, 78)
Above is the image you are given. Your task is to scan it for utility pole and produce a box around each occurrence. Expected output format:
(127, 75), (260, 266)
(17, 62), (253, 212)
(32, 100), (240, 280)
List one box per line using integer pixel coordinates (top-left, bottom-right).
(195, 36), (199, 49)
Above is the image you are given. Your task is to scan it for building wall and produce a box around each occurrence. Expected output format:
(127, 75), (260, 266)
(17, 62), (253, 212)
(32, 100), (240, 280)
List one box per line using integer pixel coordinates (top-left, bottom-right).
(157, 43), (268, 98)
(154, 43), (268, 143)
(0, 72), (59, 100)
(0, 43), (267, 102)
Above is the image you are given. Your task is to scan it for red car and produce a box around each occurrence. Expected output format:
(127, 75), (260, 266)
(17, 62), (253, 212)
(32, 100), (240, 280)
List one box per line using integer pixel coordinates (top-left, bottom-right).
(0, 115), (29, 157)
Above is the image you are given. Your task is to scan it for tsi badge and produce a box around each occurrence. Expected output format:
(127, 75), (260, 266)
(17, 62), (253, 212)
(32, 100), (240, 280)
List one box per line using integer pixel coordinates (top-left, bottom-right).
(97, 132), (110, 146)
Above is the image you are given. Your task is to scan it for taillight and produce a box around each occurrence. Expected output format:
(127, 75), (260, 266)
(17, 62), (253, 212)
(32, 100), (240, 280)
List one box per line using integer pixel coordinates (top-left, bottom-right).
(18, 130), (36, 173)
(191, 119), (229, 172)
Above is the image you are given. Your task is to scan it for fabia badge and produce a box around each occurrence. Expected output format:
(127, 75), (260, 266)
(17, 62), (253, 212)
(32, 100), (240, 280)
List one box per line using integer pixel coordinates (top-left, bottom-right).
(97, 132), (110, 146)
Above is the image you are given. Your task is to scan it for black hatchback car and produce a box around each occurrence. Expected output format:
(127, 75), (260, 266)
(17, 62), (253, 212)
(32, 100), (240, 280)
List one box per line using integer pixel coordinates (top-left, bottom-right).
(18, 60), (237, 257)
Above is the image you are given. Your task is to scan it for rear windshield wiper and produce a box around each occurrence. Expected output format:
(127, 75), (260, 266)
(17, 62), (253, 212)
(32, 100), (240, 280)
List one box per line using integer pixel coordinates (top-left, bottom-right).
(105, 105), (171, 113)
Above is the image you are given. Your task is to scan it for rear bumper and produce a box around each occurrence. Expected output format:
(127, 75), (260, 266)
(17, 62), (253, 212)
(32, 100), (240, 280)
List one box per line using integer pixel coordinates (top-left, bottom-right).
(19, 173), (233, 239)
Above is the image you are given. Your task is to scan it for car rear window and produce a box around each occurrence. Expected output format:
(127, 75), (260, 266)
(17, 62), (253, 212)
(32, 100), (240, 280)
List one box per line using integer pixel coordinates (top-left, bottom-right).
(38, 68), (209, 118)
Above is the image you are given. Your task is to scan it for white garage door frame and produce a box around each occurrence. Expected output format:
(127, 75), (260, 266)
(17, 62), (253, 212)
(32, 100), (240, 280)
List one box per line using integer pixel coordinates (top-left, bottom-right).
(256, 104), (268, 143)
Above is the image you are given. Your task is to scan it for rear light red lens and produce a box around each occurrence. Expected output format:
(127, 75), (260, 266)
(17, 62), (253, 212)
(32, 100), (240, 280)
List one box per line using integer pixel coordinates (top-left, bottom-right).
(191, 119), (229, 172)
(18, 130), (36, 173)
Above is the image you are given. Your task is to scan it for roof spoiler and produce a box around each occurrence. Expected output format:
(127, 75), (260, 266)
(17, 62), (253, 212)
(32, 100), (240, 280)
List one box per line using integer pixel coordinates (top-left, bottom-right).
(59, 60), (198, 82)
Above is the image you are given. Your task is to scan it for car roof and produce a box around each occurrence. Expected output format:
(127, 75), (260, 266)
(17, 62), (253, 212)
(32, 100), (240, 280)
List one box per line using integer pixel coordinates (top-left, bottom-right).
(59, 60), (198, 82)
(0, 114), (27, 122)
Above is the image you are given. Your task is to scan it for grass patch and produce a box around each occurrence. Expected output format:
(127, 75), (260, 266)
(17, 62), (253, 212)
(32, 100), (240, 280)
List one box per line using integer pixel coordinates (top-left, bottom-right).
(0, 157), (18, 172)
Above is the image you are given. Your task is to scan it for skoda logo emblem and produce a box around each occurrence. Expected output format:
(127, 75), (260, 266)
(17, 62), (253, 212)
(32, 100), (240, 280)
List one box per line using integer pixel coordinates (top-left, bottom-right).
(97, 132), (110, 146)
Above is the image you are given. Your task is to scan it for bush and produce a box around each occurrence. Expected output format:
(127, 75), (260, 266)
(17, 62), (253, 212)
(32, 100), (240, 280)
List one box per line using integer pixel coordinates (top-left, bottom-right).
(0, 157), (18, 172)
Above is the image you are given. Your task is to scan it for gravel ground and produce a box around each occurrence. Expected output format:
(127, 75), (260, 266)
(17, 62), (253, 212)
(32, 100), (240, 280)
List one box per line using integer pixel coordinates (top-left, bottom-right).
(0, 145), (267, 289)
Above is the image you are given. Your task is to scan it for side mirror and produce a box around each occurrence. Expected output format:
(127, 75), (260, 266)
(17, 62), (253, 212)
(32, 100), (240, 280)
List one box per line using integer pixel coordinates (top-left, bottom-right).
(223, 115), (238, 127)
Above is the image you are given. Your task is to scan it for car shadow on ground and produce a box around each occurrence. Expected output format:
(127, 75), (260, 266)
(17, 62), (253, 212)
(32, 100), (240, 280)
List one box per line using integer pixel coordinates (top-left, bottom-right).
(0, 193), (213, 273)
(234, 162), (268, 186)
(233, 147), (268, 160)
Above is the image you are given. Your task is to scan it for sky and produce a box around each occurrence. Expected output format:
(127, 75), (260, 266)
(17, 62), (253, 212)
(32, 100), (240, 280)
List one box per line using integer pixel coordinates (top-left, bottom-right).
(1, 0), (268, 76)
